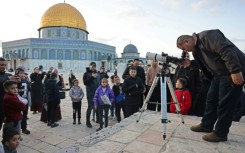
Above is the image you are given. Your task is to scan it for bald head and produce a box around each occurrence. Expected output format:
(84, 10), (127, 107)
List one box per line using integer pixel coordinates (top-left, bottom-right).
(176, 35), (195, 52)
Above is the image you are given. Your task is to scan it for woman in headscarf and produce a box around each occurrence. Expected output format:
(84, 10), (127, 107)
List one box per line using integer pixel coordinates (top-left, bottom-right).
(68, 70), (76, 89)
(30, 67), (44, 114)
(146, 60), (161, 111)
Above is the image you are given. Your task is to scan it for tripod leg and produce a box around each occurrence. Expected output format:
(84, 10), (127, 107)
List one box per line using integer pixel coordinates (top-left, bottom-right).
(161, 75), (168, 140)
(166, 77), (185, 124)
(136, 75), (159, 122)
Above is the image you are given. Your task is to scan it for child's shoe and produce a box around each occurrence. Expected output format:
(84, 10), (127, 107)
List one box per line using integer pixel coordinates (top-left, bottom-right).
(73, 119), (76, 124)
(78, 119), (81, 124)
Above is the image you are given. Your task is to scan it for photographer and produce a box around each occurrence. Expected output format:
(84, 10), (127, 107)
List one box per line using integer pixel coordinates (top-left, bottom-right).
(83, 62), (100, 128)
(177, 29), (245, 142)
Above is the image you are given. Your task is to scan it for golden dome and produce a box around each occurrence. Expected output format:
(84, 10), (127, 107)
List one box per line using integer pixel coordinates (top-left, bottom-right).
(39, 3), (88, 33)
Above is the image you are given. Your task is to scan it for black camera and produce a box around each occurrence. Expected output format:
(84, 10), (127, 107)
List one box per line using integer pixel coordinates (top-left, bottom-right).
(146, 52), (184, 64)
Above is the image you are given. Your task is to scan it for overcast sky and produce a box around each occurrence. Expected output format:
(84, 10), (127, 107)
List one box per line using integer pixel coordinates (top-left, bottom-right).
(1, 0), (245, 58)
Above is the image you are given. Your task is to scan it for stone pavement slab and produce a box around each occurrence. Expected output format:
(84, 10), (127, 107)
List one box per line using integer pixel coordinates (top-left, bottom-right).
(1, 73), (245, 153)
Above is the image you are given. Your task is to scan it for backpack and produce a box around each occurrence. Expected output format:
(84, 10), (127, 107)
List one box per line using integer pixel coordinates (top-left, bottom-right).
(116, 94), (125, 103)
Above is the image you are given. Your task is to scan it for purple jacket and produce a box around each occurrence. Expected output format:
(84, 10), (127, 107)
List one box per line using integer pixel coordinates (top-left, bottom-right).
(93, 85), (114, 105)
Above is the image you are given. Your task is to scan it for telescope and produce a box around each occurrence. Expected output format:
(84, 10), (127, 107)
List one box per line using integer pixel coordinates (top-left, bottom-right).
(146, 52), (184, 64)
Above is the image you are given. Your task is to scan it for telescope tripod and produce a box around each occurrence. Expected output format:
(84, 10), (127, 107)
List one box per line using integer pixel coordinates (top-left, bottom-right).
(136, 64), (184, 140)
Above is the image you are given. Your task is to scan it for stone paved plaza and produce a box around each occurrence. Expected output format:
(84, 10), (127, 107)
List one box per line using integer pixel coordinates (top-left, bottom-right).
(1, 73), (245, 153)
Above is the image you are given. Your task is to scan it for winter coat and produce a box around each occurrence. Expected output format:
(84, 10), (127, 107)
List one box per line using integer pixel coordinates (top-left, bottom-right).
(192, 29), (245, 80)
(93, 85), (114, 106)
(170, 89), (192, 115)
(3, 93), (26, 122)
(69, 86), (84, 102)
(83, 69), (100, 99)
(45, 79), (60, 105)
(122, 66), (146, 85)
(122, 76), (144, 105)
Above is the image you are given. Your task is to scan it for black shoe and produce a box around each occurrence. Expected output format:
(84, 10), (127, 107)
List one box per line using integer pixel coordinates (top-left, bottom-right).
(96, 127), (102, 132)
(78, 119), (81, 124)
(73, 119), (76, 125)
(86, 122), (92, 128)
(51, 123), (59, 128)
(47, 122), (51, 126)
(22, 129), (30, 135)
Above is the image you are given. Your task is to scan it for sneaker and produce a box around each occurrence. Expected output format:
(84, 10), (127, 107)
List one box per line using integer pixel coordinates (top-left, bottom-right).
(202, 132), (227, 142)
(51, 123), (59, 128)
(190, 124), (212, 133)
(96, 127), (102, 132)
(86, 122), (92, 128)
(22, 129), (30, 135)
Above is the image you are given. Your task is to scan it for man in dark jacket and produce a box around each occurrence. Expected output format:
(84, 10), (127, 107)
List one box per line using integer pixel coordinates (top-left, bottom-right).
(177, 29), (245, 142)
(0, 58), (12, 131)
(83, 62), (100, 127)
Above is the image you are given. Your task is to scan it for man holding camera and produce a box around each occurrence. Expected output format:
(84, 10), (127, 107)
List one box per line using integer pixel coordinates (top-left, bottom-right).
(177, 29), (245, 142)
(83, 62), (100, 127)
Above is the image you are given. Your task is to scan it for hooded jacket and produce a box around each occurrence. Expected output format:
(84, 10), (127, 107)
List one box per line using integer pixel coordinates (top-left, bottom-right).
(69, 86), (84, 102)
(93, 85), (114, 105)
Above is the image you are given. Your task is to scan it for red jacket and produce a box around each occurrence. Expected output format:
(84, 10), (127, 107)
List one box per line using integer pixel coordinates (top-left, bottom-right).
(3, 92), (26, 122)
(170, 89), (192, 115)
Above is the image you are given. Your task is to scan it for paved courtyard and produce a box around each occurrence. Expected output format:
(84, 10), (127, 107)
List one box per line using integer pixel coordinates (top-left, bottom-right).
(1, 72), (245, 153)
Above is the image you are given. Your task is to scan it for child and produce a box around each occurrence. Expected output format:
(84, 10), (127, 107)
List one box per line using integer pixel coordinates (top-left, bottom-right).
(112, 76), (126, 122)
(45, 72), (60, 128)
(69, 79), (84, 124)
(3, 80), (26, 134)
(122, 66), (144, 118)
(170, 78), (192, 115)
(1, 126), (21, 153)
(15, 67), (31, 135)
(94, 78), (114, 131)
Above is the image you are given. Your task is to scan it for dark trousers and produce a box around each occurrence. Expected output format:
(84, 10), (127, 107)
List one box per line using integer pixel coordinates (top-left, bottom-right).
(125, 104), (139, 118)
(201, 76), (244, 138)
(98, 104), (110, 128)
(47, 102), (57, 124)
(115, 102), (126, 122)
(86, 96), (98, 123)
(21, 104), (28, 130)
(109, 100), (115, 117)
(0, 103), (3, 131)
(72, 101), (81, 119)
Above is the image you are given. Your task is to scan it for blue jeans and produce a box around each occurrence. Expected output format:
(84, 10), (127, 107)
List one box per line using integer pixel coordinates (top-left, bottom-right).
(201, 76), (244, 138)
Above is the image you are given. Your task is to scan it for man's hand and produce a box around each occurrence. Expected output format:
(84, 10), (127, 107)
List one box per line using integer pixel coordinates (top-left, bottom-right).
(231, 72), (244, 85)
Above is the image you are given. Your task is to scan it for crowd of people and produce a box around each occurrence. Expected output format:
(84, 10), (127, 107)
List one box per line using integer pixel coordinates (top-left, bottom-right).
(0, 29), (245, 152)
